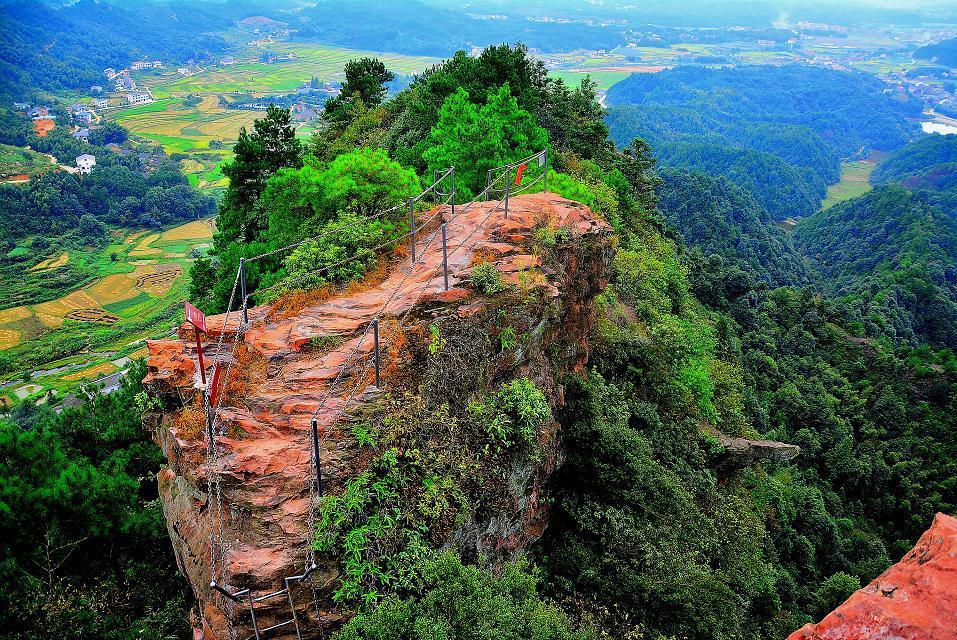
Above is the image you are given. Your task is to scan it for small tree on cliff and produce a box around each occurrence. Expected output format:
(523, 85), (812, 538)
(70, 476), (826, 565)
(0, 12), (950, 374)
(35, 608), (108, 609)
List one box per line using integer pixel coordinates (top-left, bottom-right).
(422, 83), (548, 198)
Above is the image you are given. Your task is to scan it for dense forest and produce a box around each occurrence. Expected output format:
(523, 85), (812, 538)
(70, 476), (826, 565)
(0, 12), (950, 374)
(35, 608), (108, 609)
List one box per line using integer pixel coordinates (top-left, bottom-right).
(3, 40), (956, 640)
(915, 36), (957, 67)
(605, 64), (922, 219)
(0, 362), (192, 639)
(0, 0), (235, 100)
(656, 168), (811, 287)
(795, 185), (957, 348)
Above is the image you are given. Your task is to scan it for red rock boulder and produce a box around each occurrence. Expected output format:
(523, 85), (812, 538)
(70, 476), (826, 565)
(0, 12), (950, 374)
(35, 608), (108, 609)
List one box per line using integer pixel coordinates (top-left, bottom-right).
(788, 512), (957, 640)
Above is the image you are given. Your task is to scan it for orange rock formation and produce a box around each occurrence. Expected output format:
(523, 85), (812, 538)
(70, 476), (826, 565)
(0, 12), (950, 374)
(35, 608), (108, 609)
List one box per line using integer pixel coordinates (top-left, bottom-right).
(144, 193), (613, 639)
(788, 512), (957, 640)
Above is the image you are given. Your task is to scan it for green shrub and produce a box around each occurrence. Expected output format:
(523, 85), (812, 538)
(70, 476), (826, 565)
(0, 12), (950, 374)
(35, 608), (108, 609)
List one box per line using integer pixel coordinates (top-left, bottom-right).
(470, 377), (550, 451)
(470, 262), (508, 295)
(335, 553), (592, 640)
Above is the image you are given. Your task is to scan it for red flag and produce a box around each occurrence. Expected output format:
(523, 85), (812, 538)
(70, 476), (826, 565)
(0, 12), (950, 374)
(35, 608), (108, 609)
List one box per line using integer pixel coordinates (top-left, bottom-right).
(208, 362), (223, 405)
(514, 163), (528, 185)
(184, 301), (207, 333)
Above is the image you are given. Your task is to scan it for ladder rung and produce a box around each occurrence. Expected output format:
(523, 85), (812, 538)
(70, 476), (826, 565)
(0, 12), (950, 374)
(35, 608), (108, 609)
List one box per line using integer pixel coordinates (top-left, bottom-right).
(259, 618), (295, 634)
(253, 588), (288, 603)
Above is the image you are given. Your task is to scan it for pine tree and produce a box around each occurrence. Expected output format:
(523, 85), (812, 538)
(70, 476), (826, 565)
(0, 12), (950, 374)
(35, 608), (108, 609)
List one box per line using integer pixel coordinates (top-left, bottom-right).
(215, 104), (303, 251)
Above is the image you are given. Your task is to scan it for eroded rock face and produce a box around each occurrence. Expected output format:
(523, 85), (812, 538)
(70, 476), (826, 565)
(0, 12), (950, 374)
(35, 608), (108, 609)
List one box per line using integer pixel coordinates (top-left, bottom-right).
(144, 193), (613, 639)
(787, 512), (957, 640)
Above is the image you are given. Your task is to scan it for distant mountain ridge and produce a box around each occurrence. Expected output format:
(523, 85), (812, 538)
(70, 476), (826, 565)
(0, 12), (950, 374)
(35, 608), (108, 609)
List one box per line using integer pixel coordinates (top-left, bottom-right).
(604, 64), (921, 220)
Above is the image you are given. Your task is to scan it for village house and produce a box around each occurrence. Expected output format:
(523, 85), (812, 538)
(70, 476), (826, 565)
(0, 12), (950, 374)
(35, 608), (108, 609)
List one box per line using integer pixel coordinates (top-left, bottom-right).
(177, 67), (190, 75)
(91, 98), (109, 110)
(28, 106), (50, 119)
(76, 154), (96, 175)
(104, 68), (118, 79)
(220, 56), (237, 65)
(72, 128), (90, 141)
(126, 92), (153, 105)
(13, 102), (29, 111)
(131, 61), (149, 70)
(73, 110), (94, 124)
(291, 101), (318, 122)
(90, 85), (104, 94)
(115, 76), (136, 91)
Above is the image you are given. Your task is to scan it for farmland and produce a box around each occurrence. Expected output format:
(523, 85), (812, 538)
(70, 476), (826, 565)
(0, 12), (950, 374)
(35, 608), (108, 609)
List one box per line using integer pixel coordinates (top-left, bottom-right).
(820, 158), (879, 210)
(0, 144), (54, 181)
(150, 42), (438, 98)
(0, 218), (214, 404)
(110, 42), (439, 188)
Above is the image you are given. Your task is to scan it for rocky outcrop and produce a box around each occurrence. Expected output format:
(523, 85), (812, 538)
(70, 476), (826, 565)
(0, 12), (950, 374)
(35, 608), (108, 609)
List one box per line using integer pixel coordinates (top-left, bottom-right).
(717, 435), (800, 464)
(144, 193), (613, 639)
(788, 512), (957, 640)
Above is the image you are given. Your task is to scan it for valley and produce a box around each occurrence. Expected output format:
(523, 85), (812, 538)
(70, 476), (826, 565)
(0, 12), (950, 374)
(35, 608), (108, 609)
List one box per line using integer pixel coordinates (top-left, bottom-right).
(0, 217), (214, 406)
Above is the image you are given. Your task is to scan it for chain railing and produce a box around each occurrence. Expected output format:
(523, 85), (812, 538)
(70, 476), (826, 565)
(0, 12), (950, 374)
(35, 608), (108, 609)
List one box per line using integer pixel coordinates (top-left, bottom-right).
(189, 150), (548, 639)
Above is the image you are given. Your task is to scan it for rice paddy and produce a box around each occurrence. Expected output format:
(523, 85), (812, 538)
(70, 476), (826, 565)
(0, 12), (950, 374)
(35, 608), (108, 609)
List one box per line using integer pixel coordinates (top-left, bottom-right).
(0, 217), (215, 395)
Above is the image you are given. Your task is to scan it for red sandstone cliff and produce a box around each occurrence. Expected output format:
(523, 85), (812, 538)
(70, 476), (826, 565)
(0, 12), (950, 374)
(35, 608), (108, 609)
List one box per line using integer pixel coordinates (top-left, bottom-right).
(143, 193), (613, 639)
(788, 512), (957, 640)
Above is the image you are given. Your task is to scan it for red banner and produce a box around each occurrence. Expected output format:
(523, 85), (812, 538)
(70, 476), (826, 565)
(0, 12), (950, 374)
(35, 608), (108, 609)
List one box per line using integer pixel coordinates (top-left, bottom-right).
(208, 362), (223, 405)
(514, 163), (528, 185)
(184, 301), (207, 333)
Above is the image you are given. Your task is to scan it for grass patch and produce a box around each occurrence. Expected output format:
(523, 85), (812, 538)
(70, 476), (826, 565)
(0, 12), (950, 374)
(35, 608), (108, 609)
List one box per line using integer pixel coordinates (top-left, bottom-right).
(821, 160), (875, 210)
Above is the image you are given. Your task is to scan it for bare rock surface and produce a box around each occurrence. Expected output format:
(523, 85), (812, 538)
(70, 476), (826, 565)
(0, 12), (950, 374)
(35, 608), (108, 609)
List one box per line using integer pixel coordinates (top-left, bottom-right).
(788, 512), (957, 640)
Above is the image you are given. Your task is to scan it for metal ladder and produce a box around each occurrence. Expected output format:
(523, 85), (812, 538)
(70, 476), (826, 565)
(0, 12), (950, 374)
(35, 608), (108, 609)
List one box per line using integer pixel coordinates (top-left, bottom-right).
(212, 562), (318, 640)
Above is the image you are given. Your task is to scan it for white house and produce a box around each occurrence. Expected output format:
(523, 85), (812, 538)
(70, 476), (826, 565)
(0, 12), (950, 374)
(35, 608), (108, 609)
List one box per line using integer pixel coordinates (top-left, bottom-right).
(125, 92), (153, 105)
(91, 98), (109, 110)
(76, 154), (96, 174)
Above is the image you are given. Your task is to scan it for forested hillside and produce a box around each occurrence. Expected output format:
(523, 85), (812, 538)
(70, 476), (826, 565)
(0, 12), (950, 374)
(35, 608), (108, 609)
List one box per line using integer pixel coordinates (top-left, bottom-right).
(605, 65), (921, 219)
(0, 0), (235, 100)
(871, 134), (957, 189)
(656, 168), (811, 287)
(915, 37), (957, 66)
(795, 186), (957, 347)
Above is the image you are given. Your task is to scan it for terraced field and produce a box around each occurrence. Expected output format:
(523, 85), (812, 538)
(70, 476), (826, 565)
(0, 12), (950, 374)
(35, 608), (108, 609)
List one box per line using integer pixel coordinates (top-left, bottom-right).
(0, 218), (215, 403)
(151, 43), (438, 98)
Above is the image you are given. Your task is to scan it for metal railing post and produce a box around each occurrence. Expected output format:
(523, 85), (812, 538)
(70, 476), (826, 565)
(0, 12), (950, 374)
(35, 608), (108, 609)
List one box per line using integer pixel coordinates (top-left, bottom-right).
(310, 418), (322, 496)
(543, 149), (548, 194)
(372, 319), (381, 387)
(441, 223), (449, 291)
(239, 257), (249, 325)
(504, 167), (511, 218)
(409, 198), (416, 263)
(450, 167), (455, 218)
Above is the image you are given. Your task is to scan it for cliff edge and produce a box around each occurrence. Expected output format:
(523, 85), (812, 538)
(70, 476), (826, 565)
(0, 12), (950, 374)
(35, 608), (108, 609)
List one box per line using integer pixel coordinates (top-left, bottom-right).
(143, 193), (613, 639)
(788, 512), (957, 640)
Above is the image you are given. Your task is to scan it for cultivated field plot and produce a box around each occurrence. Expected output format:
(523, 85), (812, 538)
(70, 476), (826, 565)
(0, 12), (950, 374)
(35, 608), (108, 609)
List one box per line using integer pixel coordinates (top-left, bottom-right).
(114, 100), (261, 154)
(29, 252), (70, 272)
(820, 160), (877, 210)
(0, 218), (213, 353)
(151, 43), (438, 97)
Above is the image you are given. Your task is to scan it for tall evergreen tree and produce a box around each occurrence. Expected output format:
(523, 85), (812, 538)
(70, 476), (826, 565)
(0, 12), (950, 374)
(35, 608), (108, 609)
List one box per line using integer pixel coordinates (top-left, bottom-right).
(323, 57), (395, 126)
(215, 104), (303, 251)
